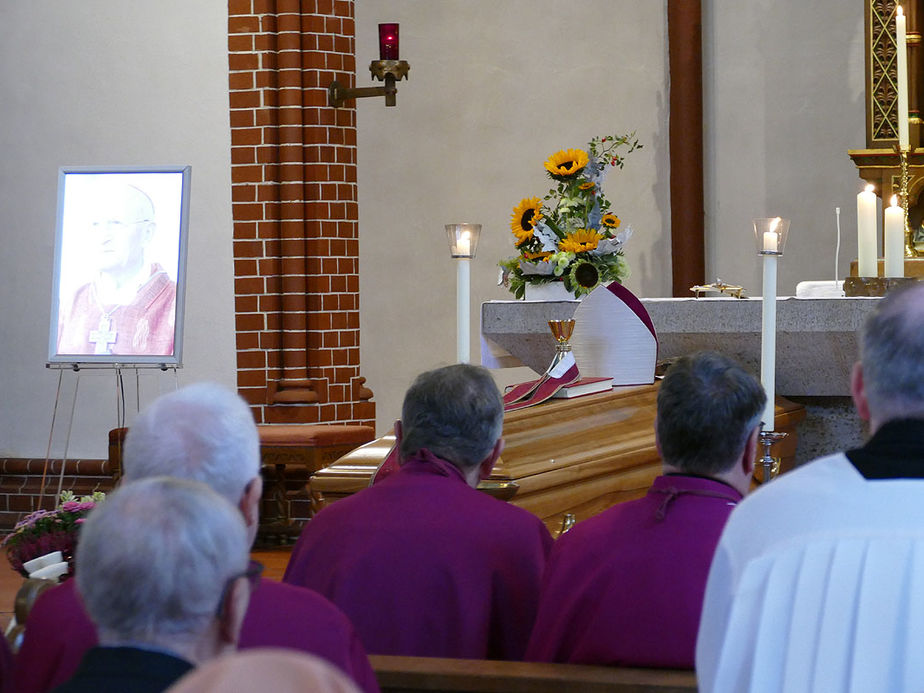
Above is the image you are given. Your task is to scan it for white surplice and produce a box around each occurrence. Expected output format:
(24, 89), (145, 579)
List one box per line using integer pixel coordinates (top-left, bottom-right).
(697, 453), (924, 693)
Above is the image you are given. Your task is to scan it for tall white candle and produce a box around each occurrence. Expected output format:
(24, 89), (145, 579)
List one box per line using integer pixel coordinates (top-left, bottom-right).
(760, 254), (778, 430)
(456, 231), (471, 256)
(857, 184), (878, 276)
(762, 231), (778, 253)
(884, 195), (906, 277)
(456, 258), (470, 363)
(897, 6), (910, 148)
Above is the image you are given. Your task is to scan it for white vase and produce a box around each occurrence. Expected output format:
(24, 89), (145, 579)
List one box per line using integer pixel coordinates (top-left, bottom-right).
(524, 282), (579, 301)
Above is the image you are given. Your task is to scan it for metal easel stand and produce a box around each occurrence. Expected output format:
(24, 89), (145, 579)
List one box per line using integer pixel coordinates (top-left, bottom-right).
(40, 362), (179, 510)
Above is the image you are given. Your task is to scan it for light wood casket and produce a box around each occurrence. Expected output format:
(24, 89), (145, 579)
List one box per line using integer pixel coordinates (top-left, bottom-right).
(309, 385), (804, 535)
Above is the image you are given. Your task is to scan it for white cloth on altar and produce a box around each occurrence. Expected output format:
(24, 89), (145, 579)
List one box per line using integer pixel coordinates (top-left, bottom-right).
(697, 453), (924, 693)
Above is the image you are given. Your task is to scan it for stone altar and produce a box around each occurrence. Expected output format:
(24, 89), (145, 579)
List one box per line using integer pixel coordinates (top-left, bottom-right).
(482, 296), (881, 463)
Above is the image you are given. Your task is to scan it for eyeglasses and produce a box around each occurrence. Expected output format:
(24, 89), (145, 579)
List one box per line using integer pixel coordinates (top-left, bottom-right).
(90, 219), (152, 230)
(215, 559), (263, 617)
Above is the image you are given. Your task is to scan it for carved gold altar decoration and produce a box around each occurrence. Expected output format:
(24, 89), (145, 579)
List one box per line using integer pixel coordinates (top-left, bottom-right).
(850, 0), (924, 259)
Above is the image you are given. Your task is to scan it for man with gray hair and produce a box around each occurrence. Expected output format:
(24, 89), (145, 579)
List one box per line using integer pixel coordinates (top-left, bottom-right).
(525, 351), (764, 667)
(697, 283), (924, 692)
(284, 364), (553, 659)
(15, 383), (378, 693)
(53, 477), (253, 692)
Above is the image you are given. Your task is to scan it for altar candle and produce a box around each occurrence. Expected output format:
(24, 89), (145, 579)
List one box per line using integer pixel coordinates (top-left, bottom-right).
(760, 253), (778, 430)
(857, 184), (878, 277)
(897, 6), (910, 148)
(457, 231), (471, 257)
(457, 257), (471, 363)
(762, 231), (778, 253)
(884, 195), (905, 277)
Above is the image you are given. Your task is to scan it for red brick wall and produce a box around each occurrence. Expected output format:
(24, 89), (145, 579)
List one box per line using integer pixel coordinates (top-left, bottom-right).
(0, 458), (117, 532)
(228, 0), (374, 426)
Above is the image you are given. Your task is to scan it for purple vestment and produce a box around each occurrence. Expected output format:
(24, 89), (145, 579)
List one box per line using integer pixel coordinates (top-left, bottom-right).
(284, 449), (553, 660)
(56, 264), (177, 356)
(13, 577), (379, 693)
(525, 474), (741, 668)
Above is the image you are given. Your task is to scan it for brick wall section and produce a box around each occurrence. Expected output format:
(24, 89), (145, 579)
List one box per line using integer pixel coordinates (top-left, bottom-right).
(228, 0), (374, 426)
(0, 458), (117, 532)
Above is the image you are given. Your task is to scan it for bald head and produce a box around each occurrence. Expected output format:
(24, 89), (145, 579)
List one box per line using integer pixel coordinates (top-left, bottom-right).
(88, 183), (156, 277)
(858, 283), (924, 425)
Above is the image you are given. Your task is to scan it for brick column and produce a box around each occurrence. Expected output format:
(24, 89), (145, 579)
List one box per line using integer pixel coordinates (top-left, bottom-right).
(228, 0), (374, 426)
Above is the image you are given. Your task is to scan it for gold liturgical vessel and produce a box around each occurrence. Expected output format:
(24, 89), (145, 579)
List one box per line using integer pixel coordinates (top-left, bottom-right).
(548, 319), (575, 352)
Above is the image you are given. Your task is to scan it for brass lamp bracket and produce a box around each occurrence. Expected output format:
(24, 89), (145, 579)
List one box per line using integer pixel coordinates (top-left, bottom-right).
(328, 60), (410, 108)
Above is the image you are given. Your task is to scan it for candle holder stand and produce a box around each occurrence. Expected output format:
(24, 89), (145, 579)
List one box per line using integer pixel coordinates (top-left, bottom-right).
(756, 430), (788, 484)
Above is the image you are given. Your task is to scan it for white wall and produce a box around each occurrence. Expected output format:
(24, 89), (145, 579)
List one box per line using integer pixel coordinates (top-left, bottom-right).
(0, 0), (870, 454)
(355, 0), (671, 431)
(0, 1), (236, 458)
(357, 0), (867, 432)
(703, 0), (867, 293)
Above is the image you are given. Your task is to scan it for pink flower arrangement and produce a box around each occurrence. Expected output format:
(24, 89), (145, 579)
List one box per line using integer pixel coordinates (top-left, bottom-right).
(3, 491), (105, 578)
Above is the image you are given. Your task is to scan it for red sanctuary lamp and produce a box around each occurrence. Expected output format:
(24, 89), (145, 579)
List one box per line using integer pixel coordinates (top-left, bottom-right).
(379, 23), (399, 60)
(328, 22), (410, 107)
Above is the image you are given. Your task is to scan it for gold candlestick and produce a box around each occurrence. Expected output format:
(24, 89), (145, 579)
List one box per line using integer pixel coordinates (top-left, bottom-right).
(899, 146), (921, 258)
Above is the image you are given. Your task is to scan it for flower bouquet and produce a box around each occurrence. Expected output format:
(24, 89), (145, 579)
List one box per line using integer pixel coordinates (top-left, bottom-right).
(500, 133), (641, 299)
(3, 490), (105, 578)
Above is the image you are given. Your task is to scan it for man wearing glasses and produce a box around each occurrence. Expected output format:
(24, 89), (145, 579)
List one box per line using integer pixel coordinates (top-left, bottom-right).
(56, 183), (177, 356)
(15, 384), (379, 693)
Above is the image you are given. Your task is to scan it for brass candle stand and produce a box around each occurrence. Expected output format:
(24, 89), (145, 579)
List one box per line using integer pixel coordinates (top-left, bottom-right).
(757, 430), (787, 484)
(898, 146), (922, 257)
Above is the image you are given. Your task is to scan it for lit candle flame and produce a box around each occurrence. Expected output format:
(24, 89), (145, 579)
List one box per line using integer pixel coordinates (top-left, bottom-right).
(770, 217), (781, 233)
(891, 194), (899, 207)
(898, 5), (904, 18)
(865, 183), (875, 193)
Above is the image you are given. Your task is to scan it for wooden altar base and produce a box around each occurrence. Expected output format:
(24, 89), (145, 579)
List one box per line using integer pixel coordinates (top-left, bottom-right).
(311, 385), (805, 536)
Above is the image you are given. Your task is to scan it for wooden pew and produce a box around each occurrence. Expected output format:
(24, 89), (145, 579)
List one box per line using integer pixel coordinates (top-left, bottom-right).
(370, 655), (698, 693)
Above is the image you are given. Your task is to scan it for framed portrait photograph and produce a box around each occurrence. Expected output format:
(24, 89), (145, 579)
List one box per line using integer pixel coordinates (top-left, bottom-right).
(48, 166), (191, 366)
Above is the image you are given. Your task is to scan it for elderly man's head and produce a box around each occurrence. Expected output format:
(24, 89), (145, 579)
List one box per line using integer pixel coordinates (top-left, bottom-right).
(398, 364), (504, 484)
(89, 184), (157, 277)
(123, 383), (261, 541)
(853, 283), (924, 430)
(656, 352), (765, 485)
(76, 477), (252, 662)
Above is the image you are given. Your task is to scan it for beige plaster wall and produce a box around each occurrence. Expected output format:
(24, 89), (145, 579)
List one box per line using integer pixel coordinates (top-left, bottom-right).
(0, 0), (873, 454)
(703, 1), (867, 295)
(355, 0), (672, 431)
(357, 0), (868, 433)
(0, 1), (236, 458)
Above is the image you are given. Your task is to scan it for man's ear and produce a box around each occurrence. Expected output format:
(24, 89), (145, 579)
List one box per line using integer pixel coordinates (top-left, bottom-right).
(742, 426), (759, 477)
(654, 417), (663, 460)
(239, 476), (263, 531)
(851, 361), (871, 422)
(218, 577), (250, 646)
(479, 438), (505, 480)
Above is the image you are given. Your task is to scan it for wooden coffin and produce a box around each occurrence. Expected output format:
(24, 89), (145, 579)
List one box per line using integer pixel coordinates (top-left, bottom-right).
(310, 385), (805, 536)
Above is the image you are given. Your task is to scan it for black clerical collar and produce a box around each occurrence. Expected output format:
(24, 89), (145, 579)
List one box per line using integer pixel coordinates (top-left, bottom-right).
(846, 418), (924, 479)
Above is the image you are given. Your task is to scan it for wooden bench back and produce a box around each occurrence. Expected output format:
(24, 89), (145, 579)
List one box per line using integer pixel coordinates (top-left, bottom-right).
(370, 655), (698, 693)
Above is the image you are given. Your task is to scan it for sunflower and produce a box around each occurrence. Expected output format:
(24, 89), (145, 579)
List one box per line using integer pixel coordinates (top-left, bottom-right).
(579, 182), (595, 191)
(569, 260), (601, 294)
(559, 228), (602, 253)
(601, 213), (621, 228)
(544, 148), (589, 178)
(510, 197), (543, 245)
(522, 250), (552, 261)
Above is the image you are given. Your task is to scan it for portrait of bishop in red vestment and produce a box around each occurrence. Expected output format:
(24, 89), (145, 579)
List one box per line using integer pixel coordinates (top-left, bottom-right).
(55, 182), (178, 358)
